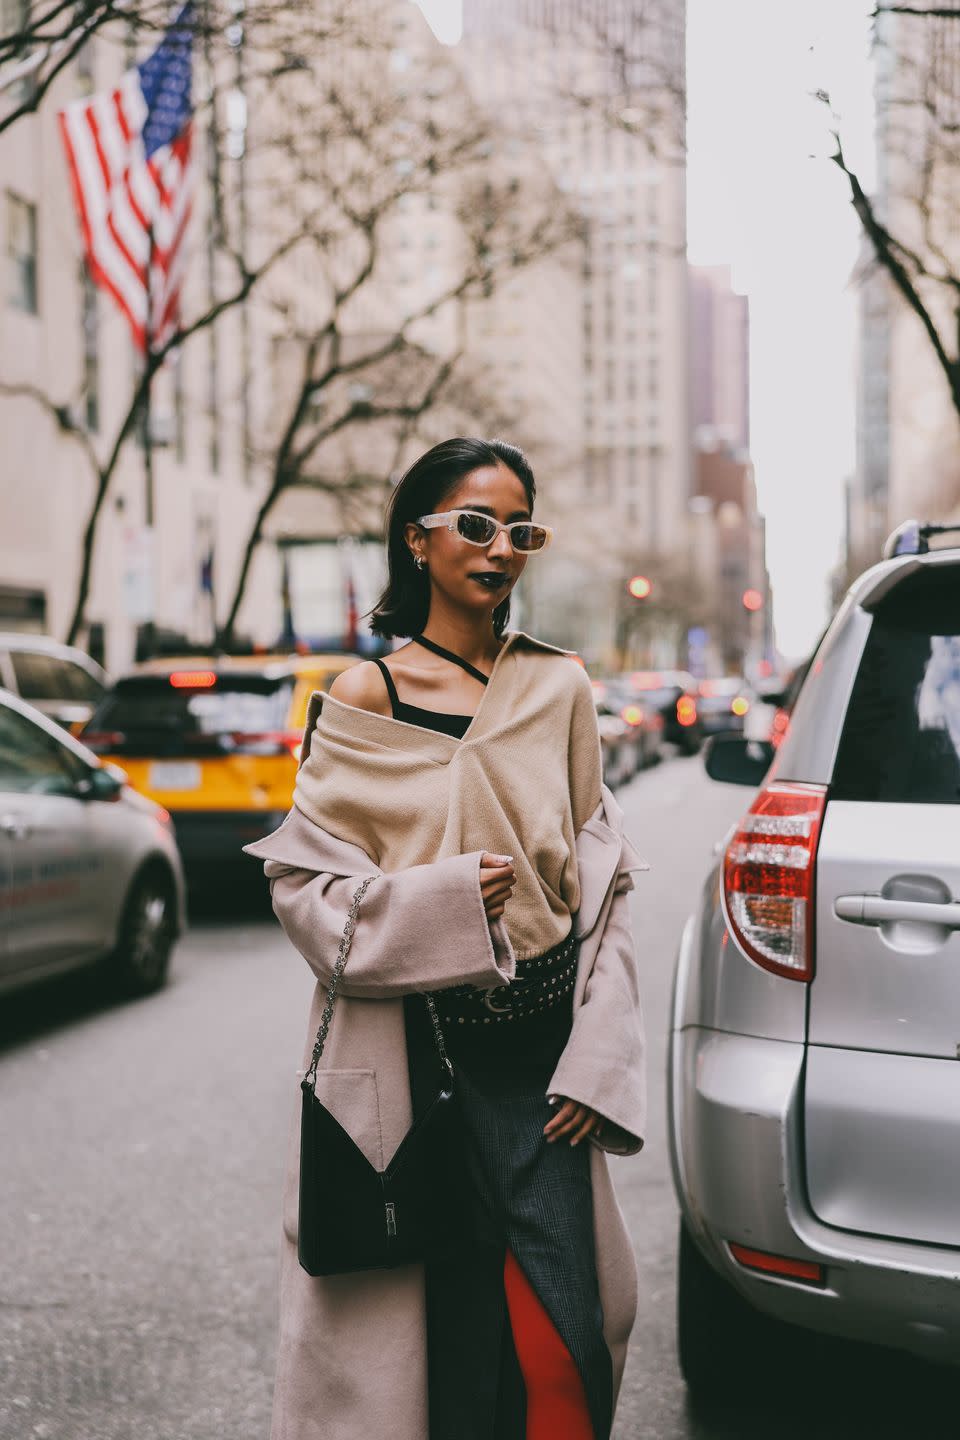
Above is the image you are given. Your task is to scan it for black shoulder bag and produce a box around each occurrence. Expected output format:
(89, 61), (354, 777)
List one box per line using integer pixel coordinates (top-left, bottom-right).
(298, 876), (463, 1277)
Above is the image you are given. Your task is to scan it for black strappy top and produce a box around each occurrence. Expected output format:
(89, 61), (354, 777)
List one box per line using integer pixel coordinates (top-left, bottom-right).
(372, 634), (491, 739)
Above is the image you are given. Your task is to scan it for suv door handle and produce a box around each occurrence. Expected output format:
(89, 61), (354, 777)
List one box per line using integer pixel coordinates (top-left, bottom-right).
(835, 894), (960, 928)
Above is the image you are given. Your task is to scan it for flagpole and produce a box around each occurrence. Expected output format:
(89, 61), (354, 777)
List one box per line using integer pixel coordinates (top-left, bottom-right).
(140, 225), (156, 658)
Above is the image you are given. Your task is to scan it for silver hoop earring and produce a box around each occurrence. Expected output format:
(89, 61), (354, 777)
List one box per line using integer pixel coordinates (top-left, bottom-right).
(414, 555), (426, 571)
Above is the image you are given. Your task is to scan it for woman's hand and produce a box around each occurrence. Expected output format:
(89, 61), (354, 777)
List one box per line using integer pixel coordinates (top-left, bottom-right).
(479, 853), (516, 921)
(543, 1097), (604, 1147)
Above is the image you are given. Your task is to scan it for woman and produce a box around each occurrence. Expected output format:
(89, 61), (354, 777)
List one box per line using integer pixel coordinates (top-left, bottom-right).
(245, 437), (647, 1440)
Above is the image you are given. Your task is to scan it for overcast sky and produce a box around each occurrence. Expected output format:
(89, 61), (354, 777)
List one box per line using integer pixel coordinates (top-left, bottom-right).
(686, 0), (876, 659)
(417, 0), (877, 660)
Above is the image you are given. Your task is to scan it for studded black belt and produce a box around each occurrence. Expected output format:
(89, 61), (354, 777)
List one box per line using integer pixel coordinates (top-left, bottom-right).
(435, 931), (579, 1028)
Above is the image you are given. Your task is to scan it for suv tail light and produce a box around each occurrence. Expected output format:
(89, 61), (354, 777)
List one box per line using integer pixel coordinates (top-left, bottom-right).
(722, 781), (827, 981)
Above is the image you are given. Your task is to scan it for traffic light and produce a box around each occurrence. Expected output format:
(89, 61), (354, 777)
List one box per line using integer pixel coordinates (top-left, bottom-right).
(742, 588), (763, 612)
(628, 575), (653, 599)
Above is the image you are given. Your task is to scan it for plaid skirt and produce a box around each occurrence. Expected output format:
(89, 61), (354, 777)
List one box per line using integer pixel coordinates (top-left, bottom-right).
(404, 931), (613, 1440)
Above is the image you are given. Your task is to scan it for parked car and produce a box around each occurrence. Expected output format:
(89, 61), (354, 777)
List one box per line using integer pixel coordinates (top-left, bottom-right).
(695, 676), (752, 737)
(669, 528), (960, 1409)
(601, 677), (664, 769)
(0, 690), (185, 999)
(618, 669), (704, 754)
(592, 684), (638, 789)
(750, 657), (814, 748)
(80, 651), (362, 871)
(0, 633), (108, 733)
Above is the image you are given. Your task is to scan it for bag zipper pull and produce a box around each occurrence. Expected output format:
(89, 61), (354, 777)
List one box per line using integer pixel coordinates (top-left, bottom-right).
(385, 1202), (397, 1237)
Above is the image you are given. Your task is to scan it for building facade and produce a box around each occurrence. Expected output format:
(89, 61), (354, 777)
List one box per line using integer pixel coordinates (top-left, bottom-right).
(0, 0), (574, 669)
(0, 10), (282, 670)
(459, 0), (690, 666)
(686, 261), (771, 677)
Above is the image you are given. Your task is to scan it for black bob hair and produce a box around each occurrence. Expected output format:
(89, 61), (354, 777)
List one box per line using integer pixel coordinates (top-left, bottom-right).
(367, 437), (536, 640)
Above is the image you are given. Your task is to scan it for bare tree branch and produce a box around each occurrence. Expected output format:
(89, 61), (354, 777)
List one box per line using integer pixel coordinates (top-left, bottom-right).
(831, 133), (960, 413)
(873, 6), (960, 17)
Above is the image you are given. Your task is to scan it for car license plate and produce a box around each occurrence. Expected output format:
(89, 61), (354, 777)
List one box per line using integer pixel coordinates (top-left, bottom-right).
(148, 762), (201, 791)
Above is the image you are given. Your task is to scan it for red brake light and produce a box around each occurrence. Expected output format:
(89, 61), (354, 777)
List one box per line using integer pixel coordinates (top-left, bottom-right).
(170, 670), (217, 688)
(676, 696), (697, 726)
(722, 781), (827, 982)
(729, 1243), (824, 1285)
(771, 707), (790, 747)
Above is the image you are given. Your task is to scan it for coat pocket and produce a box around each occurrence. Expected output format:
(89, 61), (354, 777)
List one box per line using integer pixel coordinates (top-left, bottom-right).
(282, 1068), (384, 1243)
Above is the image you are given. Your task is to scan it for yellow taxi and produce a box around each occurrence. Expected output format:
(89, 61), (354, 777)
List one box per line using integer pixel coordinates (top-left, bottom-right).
(80, 652), (361, 868)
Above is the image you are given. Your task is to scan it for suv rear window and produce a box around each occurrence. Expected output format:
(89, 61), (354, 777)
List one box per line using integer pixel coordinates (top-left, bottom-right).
(85, 674), (294, 757)
(832, 569), (960, 804)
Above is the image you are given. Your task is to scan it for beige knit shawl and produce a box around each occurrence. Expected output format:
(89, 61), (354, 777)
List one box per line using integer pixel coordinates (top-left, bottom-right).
(293, 631), (604, 962)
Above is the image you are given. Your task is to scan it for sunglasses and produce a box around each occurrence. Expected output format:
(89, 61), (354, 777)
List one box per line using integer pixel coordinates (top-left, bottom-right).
(416, 509), (553, 554)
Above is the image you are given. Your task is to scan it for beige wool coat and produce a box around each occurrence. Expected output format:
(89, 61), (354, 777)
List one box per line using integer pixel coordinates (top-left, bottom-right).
(246, 768), (647, 1440)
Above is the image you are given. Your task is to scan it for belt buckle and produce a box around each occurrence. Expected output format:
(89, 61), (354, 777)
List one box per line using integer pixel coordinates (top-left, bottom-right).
(481, 984), (513, 1015)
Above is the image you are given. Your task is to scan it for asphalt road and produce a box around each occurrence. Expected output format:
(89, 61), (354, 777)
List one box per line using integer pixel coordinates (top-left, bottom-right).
(1, 753), (956, 1440)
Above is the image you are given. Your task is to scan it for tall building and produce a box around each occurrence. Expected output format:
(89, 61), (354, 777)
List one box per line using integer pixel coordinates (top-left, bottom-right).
(687, 264), (771, 675)
(691, 436), (771, 675)
(459, 0), (689, 665)
(688, 264), (749, 451)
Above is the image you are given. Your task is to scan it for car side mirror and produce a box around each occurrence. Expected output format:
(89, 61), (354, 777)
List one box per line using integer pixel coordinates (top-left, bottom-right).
(76, 767), (124, 802)
(704, 735), (775, 787)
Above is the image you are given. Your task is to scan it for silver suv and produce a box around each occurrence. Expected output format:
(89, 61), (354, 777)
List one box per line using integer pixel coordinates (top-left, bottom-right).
(669, 527), (960, 1406)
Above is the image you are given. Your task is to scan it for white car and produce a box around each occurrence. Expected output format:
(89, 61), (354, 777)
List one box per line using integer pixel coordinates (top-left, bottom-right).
(0, 632), (108, 733)
(0, 690), (186, 999)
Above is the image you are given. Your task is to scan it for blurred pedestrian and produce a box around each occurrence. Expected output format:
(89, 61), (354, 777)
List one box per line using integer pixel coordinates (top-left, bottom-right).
(246, 437), (647, 1440)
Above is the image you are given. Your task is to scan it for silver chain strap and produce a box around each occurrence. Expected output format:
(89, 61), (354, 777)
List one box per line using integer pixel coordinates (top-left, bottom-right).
(423, 991), (453, 1078)
(304, 876), (374, 1087)
(303, 875), (453, 1089)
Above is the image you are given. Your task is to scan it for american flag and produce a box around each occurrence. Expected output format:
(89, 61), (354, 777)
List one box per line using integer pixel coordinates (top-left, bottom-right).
(58, 5), (195, 354)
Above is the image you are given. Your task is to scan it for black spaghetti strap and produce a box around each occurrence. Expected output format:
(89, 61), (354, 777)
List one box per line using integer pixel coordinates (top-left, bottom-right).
(372, 657), (401, 717)
(411, 634), (490, 685)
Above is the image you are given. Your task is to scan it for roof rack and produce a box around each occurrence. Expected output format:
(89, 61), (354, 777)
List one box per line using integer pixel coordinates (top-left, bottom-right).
(882, 519), (960, 559)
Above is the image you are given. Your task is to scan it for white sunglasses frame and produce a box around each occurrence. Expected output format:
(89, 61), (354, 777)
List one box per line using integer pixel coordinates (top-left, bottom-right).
(415, 509), (553, 553)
